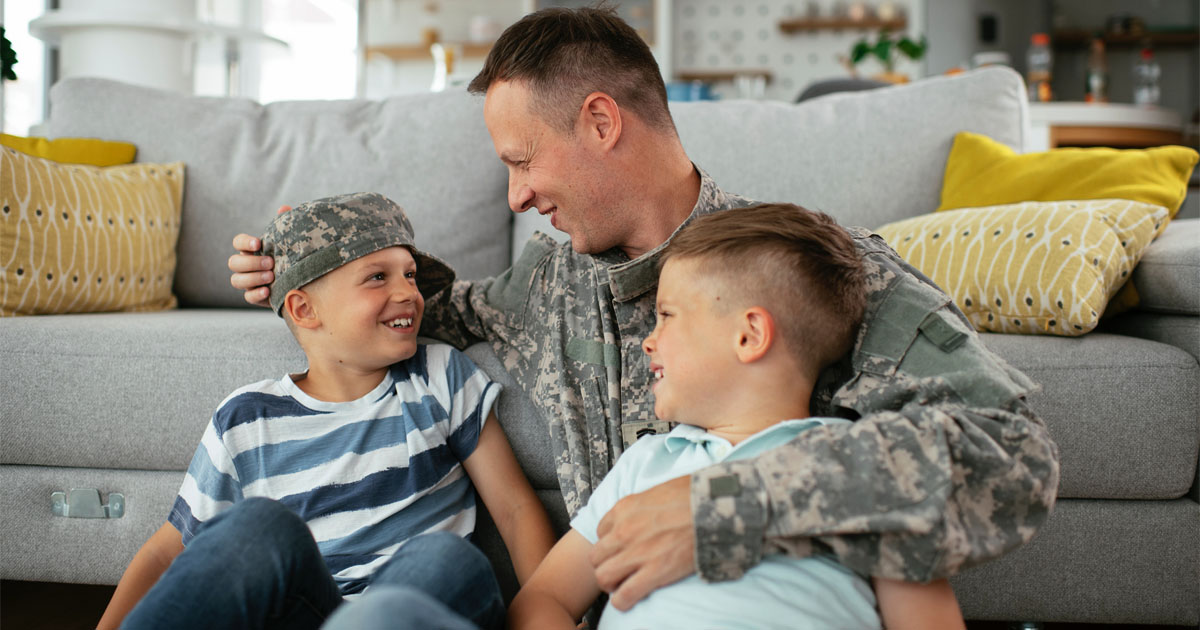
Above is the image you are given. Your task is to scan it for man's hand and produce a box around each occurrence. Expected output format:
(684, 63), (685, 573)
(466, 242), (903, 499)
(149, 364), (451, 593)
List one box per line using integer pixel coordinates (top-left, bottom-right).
(590, 475), (695, 611)
(228, 205), (290, 306)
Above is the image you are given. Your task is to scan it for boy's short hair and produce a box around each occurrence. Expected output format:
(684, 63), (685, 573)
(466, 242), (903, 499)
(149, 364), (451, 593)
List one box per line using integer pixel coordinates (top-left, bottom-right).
(260, 192), (455, 317)
(467, 5), (674, 134)
(662, 203), (867, 376)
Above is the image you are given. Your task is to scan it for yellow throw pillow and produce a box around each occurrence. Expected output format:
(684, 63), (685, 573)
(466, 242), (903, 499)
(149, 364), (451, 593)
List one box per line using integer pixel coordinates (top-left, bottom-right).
(876, 199), (1169, 336)
(1, 133), (137, 167)
(938, 131), (1198, 217)
(1, 146), (184, 316)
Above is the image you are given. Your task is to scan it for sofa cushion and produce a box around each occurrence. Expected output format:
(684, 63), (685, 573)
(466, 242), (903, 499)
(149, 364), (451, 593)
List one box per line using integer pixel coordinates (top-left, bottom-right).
(876, 199), (1170, 336)
(45, 79), (512, 308)
(1101, 312), (1200, 364)
(980, 332), (1199, 500)
(0, 132), (137, 166)
(1, 148), (184, 316)
(665, 66), (1027, 230)
(1132, 219), (1199, 316)
(950, 498), (1200, 625)
(0, 310), (304, 471)
(0, 310), (560, 491)
(938, 131), (1198, 216)
(3, 310), (1194, 502)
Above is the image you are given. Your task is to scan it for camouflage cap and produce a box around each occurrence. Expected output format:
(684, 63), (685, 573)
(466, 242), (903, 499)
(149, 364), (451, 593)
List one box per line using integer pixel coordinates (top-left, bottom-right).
(261, 192), (455, 316)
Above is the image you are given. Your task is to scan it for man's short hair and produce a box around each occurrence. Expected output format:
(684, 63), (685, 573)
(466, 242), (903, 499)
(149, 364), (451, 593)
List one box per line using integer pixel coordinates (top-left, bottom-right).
(468, 5), (673, 134)
(662, 203), (867, 376)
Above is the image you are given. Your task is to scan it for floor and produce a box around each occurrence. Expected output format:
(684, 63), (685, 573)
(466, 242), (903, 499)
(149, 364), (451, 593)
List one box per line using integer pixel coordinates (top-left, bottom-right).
(2, 580), (117, 630)
(1, 580), (1196, 629)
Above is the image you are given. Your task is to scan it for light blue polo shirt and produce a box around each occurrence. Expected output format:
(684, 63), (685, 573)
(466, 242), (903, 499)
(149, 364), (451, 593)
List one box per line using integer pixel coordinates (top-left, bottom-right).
(571, 419), (881, 630)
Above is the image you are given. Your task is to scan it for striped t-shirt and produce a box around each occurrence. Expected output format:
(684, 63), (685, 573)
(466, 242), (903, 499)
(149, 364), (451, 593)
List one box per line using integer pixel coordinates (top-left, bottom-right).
(168, 343), (500, 596)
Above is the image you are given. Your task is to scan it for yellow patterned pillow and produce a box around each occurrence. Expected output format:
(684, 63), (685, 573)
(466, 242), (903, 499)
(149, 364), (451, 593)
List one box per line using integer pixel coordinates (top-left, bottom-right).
(1, 146), (184, 316)
(876, 199), (1169, 336)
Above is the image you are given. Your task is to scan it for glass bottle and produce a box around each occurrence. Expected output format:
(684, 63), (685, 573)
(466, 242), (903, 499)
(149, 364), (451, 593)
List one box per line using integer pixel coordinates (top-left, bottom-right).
(1026, 32), (1053, 102)
(1133, 47), (1161, 106)
(1084, 37), (1108, 103)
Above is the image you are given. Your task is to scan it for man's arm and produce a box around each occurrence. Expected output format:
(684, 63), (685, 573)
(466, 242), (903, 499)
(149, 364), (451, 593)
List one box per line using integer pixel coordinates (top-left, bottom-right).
(462, 412), (557, 584)
(96, 522), (184, 630)
(508, 530), (603, 630)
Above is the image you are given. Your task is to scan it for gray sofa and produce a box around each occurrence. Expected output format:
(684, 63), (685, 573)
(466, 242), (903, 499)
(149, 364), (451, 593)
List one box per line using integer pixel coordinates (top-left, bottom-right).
(2, 66), (1196, 626)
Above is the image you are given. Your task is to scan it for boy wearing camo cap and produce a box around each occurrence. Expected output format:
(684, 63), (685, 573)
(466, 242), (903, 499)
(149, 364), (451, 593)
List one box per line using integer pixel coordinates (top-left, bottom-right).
(100, 192), (555, 630)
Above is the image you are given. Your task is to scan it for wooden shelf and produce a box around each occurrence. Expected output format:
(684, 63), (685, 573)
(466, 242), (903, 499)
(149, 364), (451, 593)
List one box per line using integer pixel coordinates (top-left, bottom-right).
(365, 42), (493, 61)
(675, 69), (773, 84)
(779, 17), (907, 34)
(1051, 29), (1199, 49)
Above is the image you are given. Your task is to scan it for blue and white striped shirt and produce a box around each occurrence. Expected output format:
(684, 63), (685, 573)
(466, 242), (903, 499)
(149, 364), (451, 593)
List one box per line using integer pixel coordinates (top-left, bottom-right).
(168, 343), (500, 596)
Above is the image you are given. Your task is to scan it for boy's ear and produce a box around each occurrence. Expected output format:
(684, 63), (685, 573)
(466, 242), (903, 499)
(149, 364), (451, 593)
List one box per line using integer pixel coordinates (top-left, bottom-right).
(283, 289), (321, 330)
(578, 91), (622, 151)
(735, 306), (775, 364)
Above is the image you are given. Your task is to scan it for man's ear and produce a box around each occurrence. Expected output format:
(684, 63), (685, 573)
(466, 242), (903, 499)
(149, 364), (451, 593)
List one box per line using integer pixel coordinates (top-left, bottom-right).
(735, 306), (775, 364)
(578, 92), (622, 151)
(283, 289), (321, 330)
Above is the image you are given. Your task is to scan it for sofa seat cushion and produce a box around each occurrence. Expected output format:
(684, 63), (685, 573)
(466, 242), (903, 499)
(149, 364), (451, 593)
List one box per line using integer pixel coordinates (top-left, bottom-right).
(1, 310), (306, 471)
(0, 310), (560, 491)
(982, 333), (1199, 499)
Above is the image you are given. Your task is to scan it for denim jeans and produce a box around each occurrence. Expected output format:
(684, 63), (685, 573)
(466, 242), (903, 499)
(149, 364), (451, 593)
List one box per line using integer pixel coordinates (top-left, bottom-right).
(122, 497), (504, 630)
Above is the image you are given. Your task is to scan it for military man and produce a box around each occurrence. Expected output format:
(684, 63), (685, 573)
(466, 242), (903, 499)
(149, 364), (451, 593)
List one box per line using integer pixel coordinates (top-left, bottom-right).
(230, 6), (1059, 615)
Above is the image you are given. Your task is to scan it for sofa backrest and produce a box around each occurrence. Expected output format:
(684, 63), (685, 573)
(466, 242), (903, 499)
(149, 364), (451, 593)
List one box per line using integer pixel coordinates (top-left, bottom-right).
(46, 67), (1027, 308)
(45, 81), (513, 308)
(513, 66), (1029, 248)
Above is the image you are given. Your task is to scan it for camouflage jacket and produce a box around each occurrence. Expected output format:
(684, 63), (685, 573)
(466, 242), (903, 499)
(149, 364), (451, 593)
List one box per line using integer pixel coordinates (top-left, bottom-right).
(423, 169), (1060, 582)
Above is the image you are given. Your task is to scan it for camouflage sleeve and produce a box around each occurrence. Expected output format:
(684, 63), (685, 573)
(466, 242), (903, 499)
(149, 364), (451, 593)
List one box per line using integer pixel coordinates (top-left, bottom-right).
(692, 396), (1058, 582)
(421, 232), (559, 349)
(421, 278), (496, 349)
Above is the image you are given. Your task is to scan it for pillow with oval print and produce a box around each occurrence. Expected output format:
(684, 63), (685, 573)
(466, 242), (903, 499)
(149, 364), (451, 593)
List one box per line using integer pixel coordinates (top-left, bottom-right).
(1, 145), (184, 316)
(876, 198), (1169, 336)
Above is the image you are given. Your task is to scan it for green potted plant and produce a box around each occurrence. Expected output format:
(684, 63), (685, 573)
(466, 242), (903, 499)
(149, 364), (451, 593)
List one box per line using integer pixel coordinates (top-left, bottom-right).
(848, 29), (926, 84)
(2, 26), (17, 81)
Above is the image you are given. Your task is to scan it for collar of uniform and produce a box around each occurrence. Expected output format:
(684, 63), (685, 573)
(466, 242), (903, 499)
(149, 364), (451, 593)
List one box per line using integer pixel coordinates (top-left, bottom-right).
(605, 167), (726, 303)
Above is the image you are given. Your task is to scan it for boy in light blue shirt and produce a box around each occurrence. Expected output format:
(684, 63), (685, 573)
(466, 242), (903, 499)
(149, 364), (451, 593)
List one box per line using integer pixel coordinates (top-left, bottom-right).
(508, 203), (965, 629)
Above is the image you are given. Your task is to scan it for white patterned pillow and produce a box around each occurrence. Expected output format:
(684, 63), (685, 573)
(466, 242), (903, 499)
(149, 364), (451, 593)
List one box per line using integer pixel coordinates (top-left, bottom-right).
(876, 199), (1169, 336)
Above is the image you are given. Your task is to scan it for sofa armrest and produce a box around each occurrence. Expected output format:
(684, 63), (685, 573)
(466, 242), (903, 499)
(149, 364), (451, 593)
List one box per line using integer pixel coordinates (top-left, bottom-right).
(1132, 219), (1199, 316)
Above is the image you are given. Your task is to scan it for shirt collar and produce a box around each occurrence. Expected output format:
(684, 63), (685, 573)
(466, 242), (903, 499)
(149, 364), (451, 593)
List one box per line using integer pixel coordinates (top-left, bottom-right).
(603, 166), (740, 303)
(663, 418), (844, 457)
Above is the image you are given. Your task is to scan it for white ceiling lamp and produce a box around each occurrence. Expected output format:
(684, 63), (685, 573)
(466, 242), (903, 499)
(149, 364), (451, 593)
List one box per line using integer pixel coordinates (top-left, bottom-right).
(29, 0), (287, 95)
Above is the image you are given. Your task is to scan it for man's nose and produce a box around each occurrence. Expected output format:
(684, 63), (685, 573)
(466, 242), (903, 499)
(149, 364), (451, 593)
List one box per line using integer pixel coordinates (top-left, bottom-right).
(508, 177), (535, 214)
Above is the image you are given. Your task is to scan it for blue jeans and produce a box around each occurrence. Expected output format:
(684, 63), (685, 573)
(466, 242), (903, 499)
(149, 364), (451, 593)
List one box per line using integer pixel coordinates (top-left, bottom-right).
(122, 498), (504, 630)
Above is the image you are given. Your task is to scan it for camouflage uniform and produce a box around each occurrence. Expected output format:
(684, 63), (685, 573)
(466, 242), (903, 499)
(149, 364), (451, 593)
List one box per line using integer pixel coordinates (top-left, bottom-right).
(423, 169), (1060, 583)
